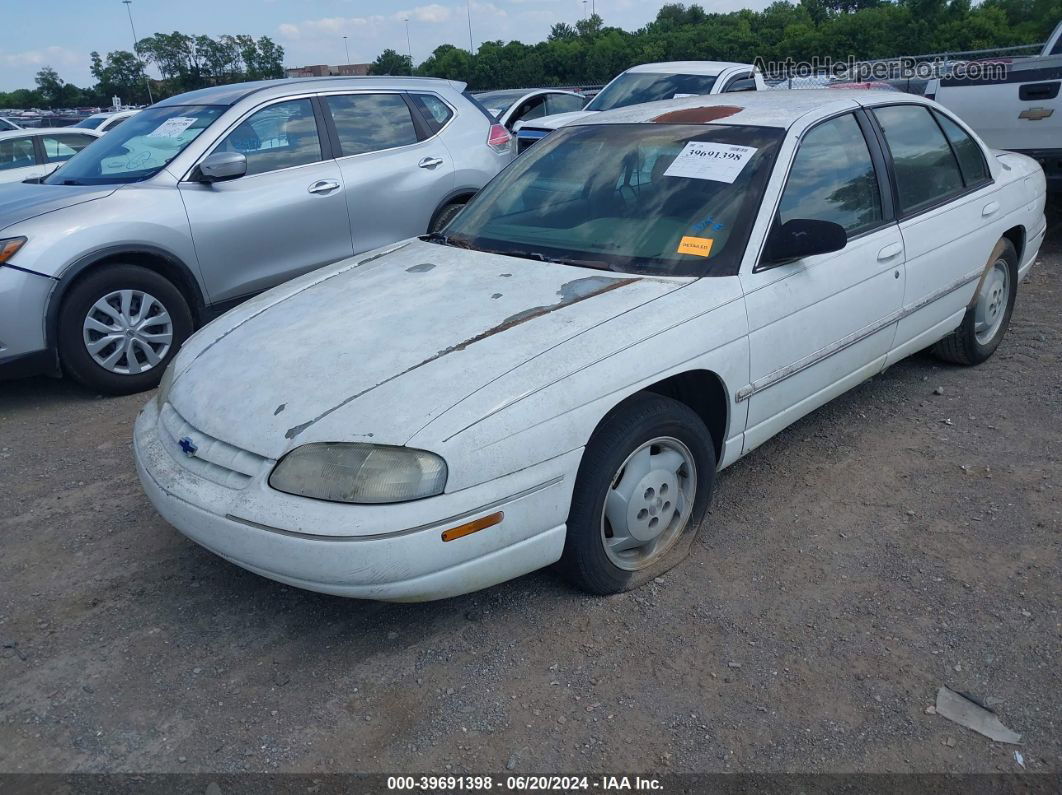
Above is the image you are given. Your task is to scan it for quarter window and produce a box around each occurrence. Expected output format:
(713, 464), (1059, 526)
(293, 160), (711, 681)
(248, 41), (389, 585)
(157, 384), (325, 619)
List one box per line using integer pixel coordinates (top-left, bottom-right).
(873, 104), (964, 213)
(218, 99), (323, 176)
(933, 110), (989, 186)
(410, 94), (454, 134)
(0, 137), (36, 171)
(42, 134), (95, 163)
(325, 94), (419, 156)
(778, 113), (883, 235)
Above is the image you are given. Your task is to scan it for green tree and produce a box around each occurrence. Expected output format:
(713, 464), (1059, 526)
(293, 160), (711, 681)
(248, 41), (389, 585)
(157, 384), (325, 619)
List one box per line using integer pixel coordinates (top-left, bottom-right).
(34, 66), (64, 108)
(370, 48), (413, 75)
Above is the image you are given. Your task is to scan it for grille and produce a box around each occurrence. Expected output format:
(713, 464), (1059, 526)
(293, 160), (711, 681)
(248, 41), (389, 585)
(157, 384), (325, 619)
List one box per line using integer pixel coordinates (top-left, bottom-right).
(158, 403), (269, 489)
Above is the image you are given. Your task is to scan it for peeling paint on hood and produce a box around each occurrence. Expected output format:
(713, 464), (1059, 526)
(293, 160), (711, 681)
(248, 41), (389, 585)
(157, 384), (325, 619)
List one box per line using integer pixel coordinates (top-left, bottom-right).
(168, 240), (685, 459)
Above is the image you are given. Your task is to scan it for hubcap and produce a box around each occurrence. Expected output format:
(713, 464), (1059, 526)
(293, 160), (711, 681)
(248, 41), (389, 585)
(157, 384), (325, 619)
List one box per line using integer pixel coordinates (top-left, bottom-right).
(82, 289), (173, 375)
(600, 436), (697, 571)
(974, 260), (1009, 346)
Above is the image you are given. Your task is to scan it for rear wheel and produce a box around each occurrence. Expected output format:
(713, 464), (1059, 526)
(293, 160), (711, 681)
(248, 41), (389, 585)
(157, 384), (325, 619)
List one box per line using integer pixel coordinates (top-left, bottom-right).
(428, 200), (466, 234)
(933, 239), (1018, 366)
(561, 393), (716, 595)
(58, 264), (193, 395)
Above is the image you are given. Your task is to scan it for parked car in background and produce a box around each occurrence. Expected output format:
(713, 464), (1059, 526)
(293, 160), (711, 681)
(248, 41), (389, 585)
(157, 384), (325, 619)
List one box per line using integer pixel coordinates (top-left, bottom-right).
(0, 77), (513, 394)
(134, 90), (1045, 602)
(0, 117), (22, 131)
(515, 61), (764, 152)
(927, 18), (1062, 191)
(475, 88), (587, 131)
(73, 109), (141, 134)
(0, 128), (100, 184)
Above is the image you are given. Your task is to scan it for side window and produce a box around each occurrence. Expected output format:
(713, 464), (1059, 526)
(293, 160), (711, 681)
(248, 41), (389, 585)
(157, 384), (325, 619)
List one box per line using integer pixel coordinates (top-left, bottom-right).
(103, 116), (128, 133)
(42, 134), (95, 163)
(325, 94), (419, 156)
(510, 95), (548, 126)
(218, 99), (323, 176)
(547, 93), (586, 115)
(410, 94), (454, 135)
(0, 137), (36, 171)
(933, 110), (989, 186)
(778, 113), (883, 235)
(723, 73), (755, 93)
(873, 104), (964, 213)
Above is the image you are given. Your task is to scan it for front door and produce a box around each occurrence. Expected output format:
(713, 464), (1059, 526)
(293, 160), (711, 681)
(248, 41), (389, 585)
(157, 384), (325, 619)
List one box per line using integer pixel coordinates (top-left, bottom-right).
(320, 91), (456, 253)
(740, 111), (905, 453)
(179, 97), (353, 304)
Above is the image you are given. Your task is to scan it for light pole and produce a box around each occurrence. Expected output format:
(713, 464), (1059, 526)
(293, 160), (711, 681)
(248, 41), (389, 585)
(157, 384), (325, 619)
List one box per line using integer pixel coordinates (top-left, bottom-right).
(342, 36), (350, 65)
(466, 0), (474, 53)
(121, 0), (153, 104)
(403, 18), (413, 74)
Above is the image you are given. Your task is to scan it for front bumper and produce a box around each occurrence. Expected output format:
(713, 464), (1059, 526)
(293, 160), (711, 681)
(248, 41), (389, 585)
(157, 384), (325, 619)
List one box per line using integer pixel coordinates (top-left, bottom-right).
(134, 398), (578, 601)
(0, 266), (55, 380)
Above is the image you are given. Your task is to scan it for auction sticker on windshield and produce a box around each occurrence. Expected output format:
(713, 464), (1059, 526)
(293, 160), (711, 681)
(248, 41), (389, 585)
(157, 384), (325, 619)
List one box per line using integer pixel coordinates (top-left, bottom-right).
(664, 141), (757, 183)
(147, 117), (197, 138)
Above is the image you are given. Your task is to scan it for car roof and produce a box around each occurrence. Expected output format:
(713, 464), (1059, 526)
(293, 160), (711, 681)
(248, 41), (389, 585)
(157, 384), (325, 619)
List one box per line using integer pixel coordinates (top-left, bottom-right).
(155, 76), (469, 108)
(0, 127), (101, 140)
(575, 89), (935, 129)
(625, 61), (754, 76)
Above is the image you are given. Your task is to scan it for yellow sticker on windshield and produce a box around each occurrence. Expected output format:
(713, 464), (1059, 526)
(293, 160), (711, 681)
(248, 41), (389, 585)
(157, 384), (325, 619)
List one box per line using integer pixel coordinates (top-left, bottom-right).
(677, 236), (713, 257)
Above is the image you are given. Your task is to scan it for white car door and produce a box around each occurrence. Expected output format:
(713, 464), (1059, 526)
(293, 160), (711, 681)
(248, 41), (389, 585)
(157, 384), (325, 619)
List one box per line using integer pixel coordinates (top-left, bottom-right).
(868, 104), (1005, 363)
(739, 111), (906, 453)
(0, 136), (43, 183)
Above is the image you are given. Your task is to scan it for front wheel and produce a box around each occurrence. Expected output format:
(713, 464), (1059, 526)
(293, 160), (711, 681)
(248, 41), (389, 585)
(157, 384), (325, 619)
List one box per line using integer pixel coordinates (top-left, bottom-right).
(933, 239), (1018, 366)
(58, 264), (193, 395)
(561, 393), (716, 595)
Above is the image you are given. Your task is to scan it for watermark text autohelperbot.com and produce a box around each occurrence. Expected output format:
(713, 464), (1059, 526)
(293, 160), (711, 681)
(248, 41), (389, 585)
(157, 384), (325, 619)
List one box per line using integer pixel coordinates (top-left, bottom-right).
(753, 56), (1007, 82)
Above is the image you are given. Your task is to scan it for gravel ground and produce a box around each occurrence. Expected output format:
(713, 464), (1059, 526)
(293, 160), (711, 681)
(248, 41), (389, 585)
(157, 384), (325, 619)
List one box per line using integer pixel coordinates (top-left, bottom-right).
(0, 204), (1059, 776)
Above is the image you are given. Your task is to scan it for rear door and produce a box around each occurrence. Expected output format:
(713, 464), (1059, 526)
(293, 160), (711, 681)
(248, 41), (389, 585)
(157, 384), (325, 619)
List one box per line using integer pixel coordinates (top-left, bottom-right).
(179, 96), (353, 303)
(740, 111), (905, 452)
(0, 136), (40, 183)
(321, 91), (456, 254)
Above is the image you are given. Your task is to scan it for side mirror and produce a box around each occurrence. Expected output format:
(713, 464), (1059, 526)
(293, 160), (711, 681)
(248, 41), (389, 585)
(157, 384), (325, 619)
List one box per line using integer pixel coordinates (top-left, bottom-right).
(764, 219), (847, 265)
(196, 151), (247, 183)
(725, 77), (758, 93)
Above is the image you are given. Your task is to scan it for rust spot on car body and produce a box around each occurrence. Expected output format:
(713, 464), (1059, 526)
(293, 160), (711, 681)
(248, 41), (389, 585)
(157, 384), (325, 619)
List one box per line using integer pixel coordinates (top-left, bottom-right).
(652, 106), (742, 123)
(284, 276), (637, 440)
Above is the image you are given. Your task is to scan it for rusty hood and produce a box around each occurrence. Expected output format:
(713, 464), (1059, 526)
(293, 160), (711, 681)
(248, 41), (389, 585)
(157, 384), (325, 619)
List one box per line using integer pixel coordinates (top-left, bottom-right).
(167, 239), (686, 459)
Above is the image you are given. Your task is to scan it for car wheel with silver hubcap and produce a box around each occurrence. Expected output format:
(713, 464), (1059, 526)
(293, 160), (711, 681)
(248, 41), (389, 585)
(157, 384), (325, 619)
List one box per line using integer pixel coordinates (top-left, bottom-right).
(562, 392), (715, 595)
(82, 289), (174, 376)
(601, 436), (697, 571)
(58, 264), (193, 395)
(933, 238), (1018, 366)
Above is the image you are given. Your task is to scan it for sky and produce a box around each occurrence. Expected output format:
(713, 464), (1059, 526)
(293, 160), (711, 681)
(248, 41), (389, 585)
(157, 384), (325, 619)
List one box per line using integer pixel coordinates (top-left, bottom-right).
(0, 0), (771, 91)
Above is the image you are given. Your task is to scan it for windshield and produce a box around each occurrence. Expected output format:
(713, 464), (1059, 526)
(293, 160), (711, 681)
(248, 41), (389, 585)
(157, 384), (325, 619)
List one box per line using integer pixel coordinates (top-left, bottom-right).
(74, 116), (106, 129)
(441, 123), (783, 276)
(45, 105), (225, 185)
(476, 90), (526, 116)
(587, 73), (720, 112)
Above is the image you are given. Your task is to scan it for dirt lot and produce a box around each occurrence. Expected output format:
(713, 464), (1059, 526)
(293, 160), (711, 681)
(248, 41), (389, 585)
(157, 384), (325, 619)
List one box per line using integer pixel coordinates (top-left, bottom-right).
(1, 206), (1059, 777)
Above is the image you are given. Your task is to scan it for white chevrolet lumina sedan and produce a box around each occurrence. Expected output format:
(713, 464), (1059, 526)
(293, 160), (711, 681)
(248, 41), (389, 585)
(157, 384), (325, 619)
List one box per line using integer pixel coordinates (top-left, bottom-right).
(134, 90), (1047, 602)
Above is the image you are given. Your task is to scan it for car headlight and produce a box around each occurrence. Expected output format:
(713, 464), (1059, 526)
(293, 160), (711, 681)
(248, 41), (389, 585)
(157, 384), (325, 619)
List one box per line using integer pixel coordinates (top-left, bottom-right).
(155, 361), (176, 409)
(0, 237), (27, 264)
(269, 442), (447, 504)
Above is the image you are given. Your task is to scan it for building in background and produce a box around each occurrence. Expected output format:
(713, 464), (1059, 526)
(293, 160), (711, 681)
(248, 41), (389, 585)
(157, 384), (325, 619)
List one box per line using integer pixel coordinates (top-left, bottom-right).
(285, 64), (371, 78)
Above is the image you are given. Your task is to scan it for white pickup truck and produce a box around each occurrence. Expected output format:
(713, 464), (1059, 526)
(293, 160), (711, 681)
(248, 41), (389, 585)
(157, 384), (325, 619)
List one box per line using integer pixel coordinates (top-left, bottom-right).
(929, 20), (1062, 191)
(514, 61), (765, 153)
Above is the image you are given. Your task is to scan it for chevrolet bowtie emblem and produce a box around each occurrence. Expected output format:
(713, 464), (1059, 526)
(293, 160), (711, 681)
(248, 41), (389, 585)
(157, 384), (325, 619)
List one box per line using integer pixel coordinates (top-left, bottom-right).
(1018, 107), (1054, 121)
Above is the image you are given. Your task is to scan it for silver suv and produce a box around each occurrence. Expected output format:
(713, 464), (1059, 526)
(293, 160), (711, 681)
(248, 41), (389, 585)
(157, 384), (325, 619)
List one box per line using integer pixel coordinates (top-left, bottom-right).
(0, 77), (513, 393)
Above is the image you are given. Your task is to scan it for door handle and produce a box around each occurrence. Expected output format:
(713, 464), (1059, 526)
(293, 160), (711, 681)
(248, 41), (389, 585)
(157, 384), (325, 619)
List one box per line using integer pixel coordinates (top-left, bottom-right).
(307, 179), (340, 195)
(982, 201), (1000, 217)
(877, 243), (902, 261)
(418, 157), (444, 169)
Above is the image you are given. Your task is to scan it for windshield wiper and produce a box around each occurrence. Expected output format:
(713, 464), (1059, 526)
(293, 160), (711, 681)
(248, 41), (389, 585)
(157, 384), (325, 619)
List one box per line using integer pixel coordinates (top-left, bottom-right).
(422, 232), (474, 249)
(498, 250), (617, 271)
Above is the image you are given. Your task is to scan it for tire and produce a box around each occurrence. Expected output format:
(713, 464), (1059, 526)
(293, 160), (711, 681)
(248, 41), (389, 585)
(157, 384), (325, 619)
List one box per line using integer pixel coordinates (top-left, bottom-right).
(561, 392), (716, 595)
(58, 264), (193, 395)
(933, 239), (1018, 366)
(428, 201), (466, 234)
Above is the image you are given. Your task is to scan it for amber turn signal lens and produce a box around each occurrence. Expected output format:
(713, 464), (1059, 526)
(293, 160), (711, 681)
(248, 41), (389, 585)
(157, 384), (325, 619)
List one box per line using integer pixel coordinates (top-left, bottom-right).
(0, 237), (27, 264)
(441, 511), (503, 542)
